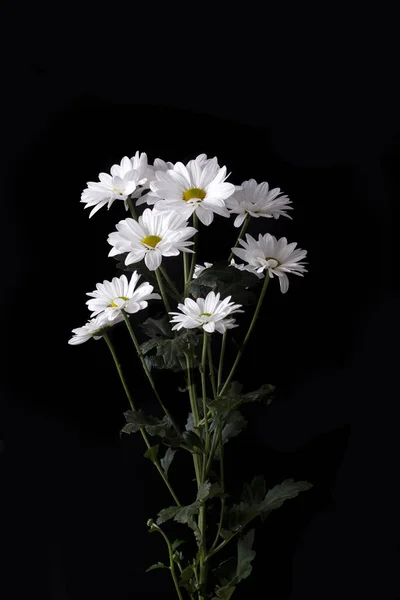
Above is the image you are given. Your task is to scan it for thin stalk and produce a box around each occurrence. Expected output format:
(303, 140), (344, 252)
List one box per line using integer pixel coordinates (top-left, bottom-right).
(103, 332), (180, 506)
(228, 214), (250, 262)
(188, 212), (199, 284)
(207, 341), (217, 400)
(122, 310), (181, 436)
(205, 513), (255, 563)
(217, 331), (227, 394)
(218, 274), (270, 399)
(209, 426), (225, 553)
(155, 268), (171, 314)
(150, 523), (184, 600)
(183, 252), (189, 296)
(159, 264), (182, 302)
(201, 332), (210, 481)
(185, 352), (201, 486)
(126, 196), (138, 220)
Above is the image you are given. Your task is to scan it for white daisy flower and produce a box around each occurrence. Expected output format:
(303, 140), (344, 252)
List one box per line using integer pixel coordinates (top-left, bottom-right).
(68, 314), (120, 345)
(193, 262), (213, 279)
(225, 179), (293, 227)
(80, 151), (152, 217)
(86, 271), (161, 321)
(169, 291), (243, 334)
(149, 156), (235, 226)
(108, 208), (197, 271)
(231, 233), (308, 294)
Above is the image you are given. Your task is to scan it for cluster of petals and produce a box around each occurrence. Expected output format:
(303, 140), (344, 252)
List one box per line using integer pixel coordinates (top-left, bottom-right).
(169, 291), (243, 334)
(225, 179), (293, 227)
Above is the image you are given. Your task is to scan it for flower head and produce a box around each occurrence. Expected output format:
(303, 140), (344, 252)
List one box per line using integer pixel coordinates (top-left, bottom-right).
(193, 262), (213, 279)
(68, 314), (120, 345)
(169, 291), (243, 333)
(86, 272), (161, 321)
(229, 258), (264, 279)
(231, 233), (307, 293)
(108, 208), (197, 271)
(225, 179), (293, 227)
(81, 151), (152, 217)
(149, 155), (235, 225)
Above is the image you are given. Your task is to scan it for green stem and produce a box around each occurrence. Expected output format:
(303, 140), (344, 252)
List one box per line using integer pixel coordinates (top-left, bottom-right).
(217, 331), (227, 394)
(103, 332), (180, 506)
(205, 513), (255, 563)
(122, 310), (181, 436)
(150, 523), (184, 600)
(218, 274), (270, 399)
(207, 341), (217, 400)
(209, 425), (225, 554)
(159, 264), (182, 302)
(201, 332), (210, 481)
(185, 353), (201, 486)
(126, 196), (138, 220)
(228, 214), (250, 262)
(183, 252), (189, 297)
(155, 268), (171, 314)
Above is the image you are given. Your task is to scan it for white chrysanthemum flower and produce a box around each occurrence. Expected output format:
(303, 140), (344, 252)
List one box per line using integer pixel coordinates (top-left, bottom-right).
(138, 155), (221, 207)
(86, 272), (161, 321)
(149, 156), (235, 225)
(193, 262), (213, 279)
(108, 208), (197, 271)
(231, 233), (308, 293)
(81, 151), (152, 217)
(169, 291), (243, 334)
(68, 314), (120, 345)
(229, 258), (264, 279)
(225, 179), (293, 227)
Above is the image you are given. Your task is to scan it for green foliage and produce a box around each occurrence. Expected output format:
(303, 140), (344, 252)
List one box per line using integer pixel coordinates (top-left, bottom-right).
(188, 261), (261, 306)
(146, 561), (169, 572)
(222, 477), (313, 538)
(160, 447), (177, 477)
(221, 410), (247, 445)
(236, 529), (256, 582)
(208, 382), (276, 414)
(212, 586), (236, 599)
(139, 316), (202, 372)
(212, 530), (256, 599)
(144, 444), (159, 463)
(171, 539), (186, 551)
(121, 409), (175, 438)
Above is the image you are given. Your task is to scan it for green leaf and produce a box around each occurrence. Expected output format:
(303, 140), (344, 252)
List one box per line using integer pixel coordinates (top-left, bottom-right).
(146, 561), (169, 572)
(197, 481), (211, 502)
(171, 539), (186, 551)
(213, 557), (237, 587)
(139, 327), (202, 372)
(208, 382), (275, 414)
(188, 261), (261, 306)
(160, 447), (177, 477)
(140, 315), (172, 338)
(212, 585), (236, 599)
(241, 476), (266, 508)
(144, 444), (159, 463)
(258, 479), (313, 514)
(182, 430), (205, 453)
(122, 409), (175, 438)
(221, 410), (247, 444)
(236, 529), (256, 582)
(156, 502), (200, 526)
(179, 565), (194, 584)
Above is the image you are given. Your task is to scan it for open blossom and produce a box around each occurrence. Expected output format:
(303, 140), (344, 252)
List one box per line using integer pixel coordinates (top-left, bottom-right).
(149, 155), (235, 225)
(225, 179), (293, 227)
(108, 208), (197, 271)
(81, 151), (153, 217)
(68, 314), (121, 345)
(169, 291), (243, 334)
(229, 258), (264, 279)
(86, 272), (161, 321)
(231, 233), (307, 293)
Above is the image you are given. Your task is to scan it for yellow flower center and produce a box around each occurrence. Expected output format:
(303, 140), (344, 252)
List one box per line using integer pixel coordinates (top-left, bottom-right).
(113, 187), (124, 196)
(264, 256), (281, 267)
(109, 296), (129, 307)
(199, 312), (212, 317)
(142, 235), (162, 248)
(183, 188), (207, 202)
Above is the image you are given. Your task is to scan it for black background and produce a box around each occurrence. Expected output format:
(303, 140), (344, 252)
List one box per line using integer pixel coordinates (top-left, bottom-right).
(1, 5), (400, 599)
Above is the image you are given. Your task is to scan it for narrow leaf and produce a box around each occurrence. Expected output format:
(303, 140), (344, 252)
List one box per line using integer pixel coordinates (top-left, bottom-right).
(146, 562), (169, 572)
(259, 479), (313, 514)
(160, 447), (177, 477)
(236, 529), (256, 582)
(144, 444), (159, 463)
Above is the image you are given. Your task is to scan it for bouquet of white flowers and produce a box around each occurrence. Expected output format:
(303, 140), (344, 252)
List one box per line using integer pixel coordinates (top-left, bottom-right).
(69, 151), (312, 599)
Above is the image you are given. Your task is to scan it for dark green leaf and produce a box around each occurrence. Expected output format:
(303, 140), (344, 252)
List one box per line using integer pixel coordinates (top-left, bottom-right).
(160, 447), (177, 477)
(122, 409), (175, 438)
(156, 506), (181, 525)
(144, 444), (159, 463)
(146, 562), (169, 572)
(212, 585), (236, 599)
(197, 481), (211, 502)
(213, 557), (237, 587)
(221, 411), (247, 444)
(140, 315), (172, 338)
(182, 430), (205, 452)
(156, 502), (200, 526)
(259, 479), (313, 514)
(236, 529), (256, 582)
(171, 539), (185, 551)
(139, 328), (202, 372)
(208, 382), (275, 414)
(140, 338), (161, 354)
(188, 261), (261, 306)
(179, 565), (194, 584)
(185, 412), (195, 432)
